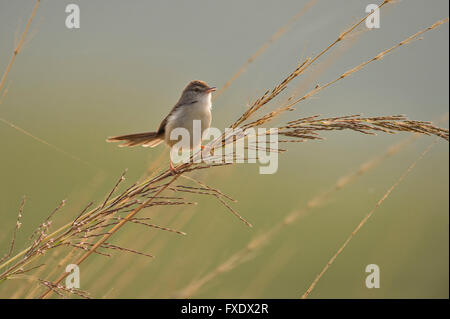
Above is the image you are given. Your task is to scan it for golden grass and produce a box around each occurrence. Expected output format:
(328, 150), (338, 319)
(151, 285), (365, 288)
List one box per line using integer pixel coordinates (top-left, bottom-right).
(0, 0), (448, 299)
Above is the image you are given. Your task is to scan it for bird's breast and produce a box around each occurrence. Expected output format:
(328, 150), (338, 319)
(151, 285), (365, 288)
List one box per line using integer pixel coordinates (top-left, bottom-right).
(164, 100), (212, 148)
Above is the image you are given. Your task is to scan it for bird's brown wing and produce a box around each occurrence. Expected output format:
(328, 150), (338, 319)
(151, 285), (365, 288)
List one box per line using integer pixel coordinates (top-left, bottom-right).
(156, 99), (198, 135)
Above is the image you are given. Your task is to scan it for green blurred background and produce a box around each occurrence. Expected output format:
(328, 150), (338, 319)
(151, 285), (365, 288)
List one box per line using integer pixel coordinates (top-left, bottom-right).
(0, 0), (448, 298)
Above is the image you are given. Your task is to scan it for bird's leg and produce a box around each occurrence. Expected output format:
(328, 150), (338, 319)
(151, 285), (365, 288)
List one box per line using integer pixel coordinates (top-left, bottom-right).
(169, 159), (178, 175)
(200, 144), (215, 156)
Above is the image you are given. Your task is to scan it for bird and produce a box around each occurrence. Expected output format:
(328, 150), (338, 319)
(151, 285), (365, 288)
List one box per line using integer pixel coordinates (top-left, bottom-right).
(106, 80), (216, 173)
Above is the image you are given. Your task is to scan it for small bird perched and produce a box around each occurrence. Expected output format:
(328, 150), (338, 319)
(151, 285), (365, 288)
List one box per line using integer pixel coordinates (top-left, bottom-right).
(107, 80), (216, 173)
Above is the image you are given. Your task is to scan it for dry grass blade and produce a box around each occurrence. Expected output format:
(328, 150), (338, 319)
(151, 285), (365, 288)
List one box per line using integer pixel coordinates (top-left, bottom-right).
(0, 0), (40, 96)
(84, 242), (154, 259)
(101, 169), (127, 209)
(244, 18), (449, 130)
(230, 0), (392, 130)
(301, 140), (437, 299)
(179, 174), (237, 203)
(0, 117), (97, 168)
(214, 194), (253, 228)
(0, 197), (26, 264)
(176, 175), (252, 226)
(280, 115), (448, 141)
(116, 217), (187, 236)
(39, 279), (90, 299)
(0, 2), (96, 169)
(213, 0), (317, 100)
(13, 263), (45, 276)
(174, 134), (419, 298)
(38, 174), (181, 298)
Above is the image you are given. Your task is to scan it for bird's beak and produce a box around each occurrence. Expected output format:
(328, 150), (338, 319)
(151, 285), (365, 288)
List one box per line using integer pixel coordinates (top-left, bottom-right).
(205, 87), (216, 93)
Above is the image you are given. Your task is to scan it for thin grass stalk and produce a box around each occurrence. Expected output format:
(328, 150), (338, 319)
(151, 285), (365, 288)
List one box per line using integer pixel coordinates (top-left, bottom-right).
(301, 140), (438, 298)
(0, 0), (40, 95)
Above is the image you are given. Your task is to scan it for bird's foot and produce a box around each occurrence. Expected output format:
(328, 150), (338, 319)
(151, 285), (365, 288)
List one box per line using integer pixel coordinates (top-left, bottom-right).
(200, 144), (215, 156)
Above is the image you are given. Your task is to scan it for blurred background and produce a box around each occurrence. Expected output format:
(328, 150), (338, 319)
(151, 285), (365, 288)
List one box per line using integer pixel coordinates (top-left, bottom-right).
(0, 0), (448, 298)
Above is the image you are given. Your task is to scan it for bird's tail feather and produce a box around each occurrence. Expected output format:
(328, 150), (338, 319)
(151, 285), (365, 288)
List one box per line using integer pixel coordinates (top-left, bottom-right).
(106, 132), (164, 148)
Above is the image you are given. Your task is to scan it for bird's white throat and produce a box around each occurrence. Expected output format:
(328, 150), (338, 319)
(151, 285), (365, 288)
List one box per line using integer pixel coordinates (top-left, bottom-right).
(199, 92), (212, 110)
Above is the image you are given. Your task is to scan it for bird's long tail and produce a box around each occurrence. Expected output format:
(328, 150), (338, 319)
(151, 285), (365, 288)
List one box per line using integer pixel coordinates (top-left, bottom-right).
(106, 131), (164, 148)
